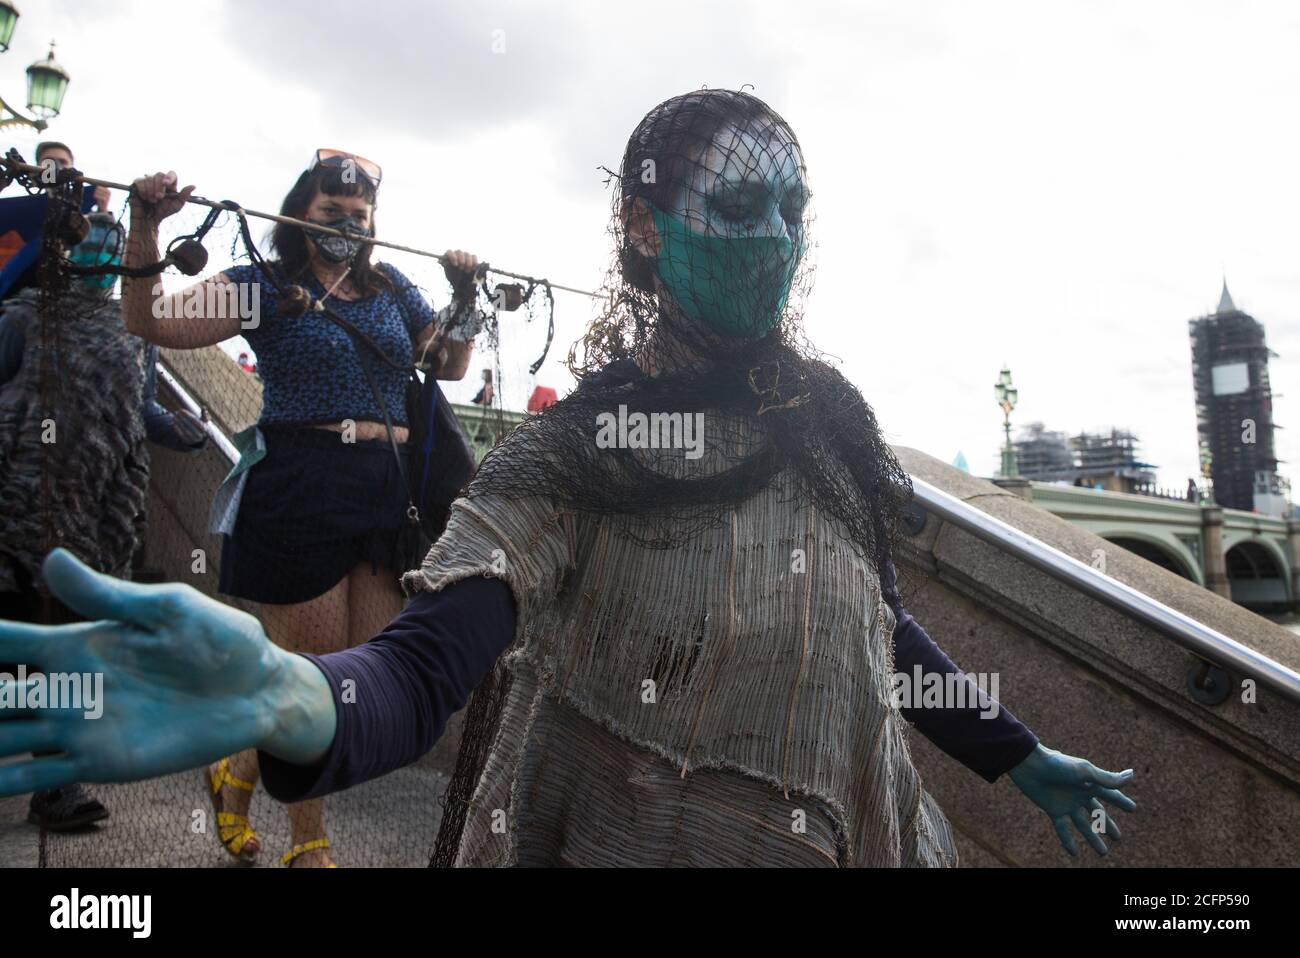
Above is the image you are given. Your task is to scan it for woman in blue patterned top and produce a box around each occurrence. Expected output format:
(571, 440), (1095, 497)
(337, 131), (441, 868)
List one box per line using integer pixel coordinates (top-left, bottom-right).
(120, 153), (481, 867)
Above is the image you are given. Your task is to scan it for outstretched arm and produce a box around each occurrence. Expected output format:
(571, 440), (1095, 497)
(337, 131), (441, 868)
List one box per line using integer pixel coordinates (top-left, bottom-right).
(883, 560), (1039, 781)
(0, 550), (510, 800)
(399, 250), (483, 382)
(0, 550), (334, 797)
(121, 172), (244, 349)
(881, 559), (1136, 856)
(258, 576), (515, 802)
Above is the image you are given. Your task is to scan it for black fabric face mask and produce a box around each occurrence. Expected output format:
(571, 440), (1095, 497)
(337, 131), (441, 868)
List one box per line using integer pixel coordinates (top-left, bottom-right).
(310, 216), (373, 264)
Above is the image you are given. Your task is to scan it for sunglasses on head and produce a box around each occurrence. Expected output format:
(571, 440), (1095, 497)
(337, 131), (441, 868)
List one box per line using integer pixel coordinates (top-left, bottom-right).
(309, 148), (382, 187)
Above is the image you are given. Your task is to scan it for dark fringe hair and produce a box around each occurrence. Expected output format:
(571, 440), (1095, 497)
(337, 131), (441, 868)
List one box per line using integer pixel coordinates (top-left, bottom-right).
(268, 163), (394, 299)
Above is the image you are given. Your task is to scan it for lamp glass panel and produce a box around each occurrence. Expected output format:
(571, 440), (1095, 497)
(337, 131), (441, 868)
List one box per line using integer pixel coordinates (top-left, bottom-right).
(27, 66), (69, 118)
(0, 5), (18, 52)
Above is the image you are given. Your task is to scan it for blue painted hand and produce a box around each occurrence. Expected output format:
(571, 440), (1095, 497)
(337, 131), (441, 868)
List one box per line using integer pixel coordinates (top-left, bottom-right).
(0, 549), (335, 799)
(1009, 743), (1136, 856)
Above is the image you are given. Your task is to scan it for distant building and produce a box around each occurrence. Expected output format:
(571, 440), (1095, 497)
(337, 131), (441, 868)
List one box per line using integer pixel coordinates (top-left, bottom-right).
(1188, 282), (1286, 515)
(453, 402), (526, 463)
(1012, 423), (1076, 482)
(1071, 428), (1157, 493)
(1011, 422), (1158, 494)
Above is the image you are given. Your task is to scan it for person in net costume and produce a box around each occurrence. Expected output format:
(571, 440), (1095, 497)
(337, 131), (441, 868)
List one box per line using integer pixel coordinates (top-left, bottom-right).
(0, 213), (206, 833)
(0, 89), (1134, 866)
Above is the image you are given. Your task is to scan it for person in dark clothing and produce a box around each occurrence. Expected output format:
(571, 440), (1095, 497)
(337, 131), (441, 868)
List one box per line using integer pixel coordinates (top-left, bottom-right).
(29, 142), (112, 212)
(470, 368), (493, 406)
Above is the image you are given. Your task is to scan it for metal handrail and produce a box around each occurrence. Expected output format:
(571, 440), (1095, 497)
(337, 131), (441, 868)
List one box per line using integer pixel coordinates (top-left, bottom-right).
(154, 363), (240, 466)
(152, 363), (1300, 707)
(910, 476), (1300, 706)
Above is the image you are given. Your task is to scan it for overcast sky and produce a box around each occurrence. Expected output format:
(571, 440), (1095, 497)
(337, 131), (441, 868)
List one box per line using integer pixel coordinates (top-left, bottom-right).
(13, 0), (1298, 487)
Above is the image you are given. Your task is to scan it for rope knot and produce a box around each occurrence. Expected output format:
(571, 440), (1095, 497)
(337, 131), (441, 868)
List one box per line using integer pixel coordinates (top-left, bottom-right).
(747, 361), (810, 416)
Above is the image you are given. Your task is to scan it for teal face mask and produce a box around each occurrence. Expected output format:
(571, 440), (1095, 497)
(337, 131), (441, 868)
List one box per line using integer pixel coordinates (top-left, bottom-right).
(68, 221), (123, 291)
(647, 202), (801, 340)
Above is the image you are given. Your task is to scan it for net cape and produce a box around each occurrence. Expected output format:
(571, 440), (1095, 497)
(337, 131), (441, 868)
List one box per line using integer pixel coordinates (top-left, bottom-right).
(406, 398), (957, 867)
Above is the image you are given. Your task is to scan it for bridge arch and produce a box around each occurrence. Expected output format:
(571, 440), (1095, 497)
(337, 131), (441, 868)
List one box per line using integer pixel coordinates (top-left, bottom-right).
(1224, 539), (1292, 612)
(1097, 531), (1202, 585)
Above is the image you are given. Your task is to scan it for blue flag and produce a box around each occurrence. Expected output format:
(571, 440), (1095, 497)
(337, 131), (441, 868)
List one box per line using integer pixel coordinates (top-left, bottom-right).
(0, 184), (96, 300)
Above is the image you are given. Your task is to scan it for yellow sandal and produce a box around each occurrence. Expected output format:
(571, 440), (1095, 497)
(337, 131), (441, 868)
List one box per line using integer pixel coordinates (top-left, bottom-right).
(208, 757), (261, 863)
(282, 837), (339, 868)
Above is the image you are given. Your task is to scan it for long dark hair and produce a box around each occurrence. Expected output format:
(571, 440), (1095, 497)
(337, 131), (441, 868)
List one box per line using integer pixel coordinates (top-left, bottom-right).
(268, 163), (394, 298)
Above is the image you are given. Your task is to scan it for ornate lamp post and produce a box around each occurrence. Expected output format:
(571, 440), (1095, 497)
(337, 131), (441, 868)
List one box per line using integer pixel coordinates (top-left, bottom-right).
(994, 366), (1019, 478)
(24, 42), (69, 123)
(0, 4), (71, 132)
(0, 2), (18, 52)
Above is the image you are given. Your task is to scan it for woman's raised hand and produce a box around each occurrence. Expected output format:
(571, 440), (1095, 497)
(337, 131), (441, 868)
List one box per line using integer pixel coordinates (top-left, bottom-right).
(441, 248), (480, 293)
(0, 549), (335, 798)
(129, 170), (194, 224)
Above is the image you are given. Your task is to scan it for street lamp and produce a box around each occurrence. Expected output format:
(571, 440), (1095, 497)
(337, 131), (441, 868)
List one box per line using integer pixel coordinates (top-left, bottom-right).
(1199, 446), (1214, 505)
(25, 42), (68, 120)
(0, 2), (18, 53)
(994, 366), (1019, 477)
(0, 3), (71, 133)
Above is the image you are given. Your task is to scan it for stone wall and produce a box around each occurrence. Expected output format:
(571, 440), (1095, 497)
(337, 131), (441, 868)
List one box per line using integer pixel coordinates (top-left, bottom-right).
(895, 447), (1300, 867)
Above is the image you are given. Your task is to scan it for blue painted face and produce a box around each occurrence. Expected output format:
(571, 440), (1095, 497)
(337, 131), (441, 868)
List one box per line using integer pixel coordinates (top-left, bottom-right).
(670, 124), (810, 243)
(68, 219), (124, 291)
(650, 124), (810, 339)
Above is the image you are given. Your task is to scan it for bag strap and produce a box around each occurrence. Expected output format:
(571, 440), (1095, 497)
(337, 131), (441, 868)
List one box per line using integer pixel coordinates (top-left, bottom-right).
(306, 264), (464, 529)
(315, 297), (416, 374)
(314, 299), (420, 526)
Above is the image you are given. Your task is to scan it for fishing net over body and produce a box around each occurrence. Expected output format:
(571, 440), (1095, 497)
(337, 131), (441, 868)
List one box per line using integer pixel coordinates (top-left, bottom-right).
(0, 287), (149, 591)
(415, 88), (945, 866)
(404, 419), (957, 867)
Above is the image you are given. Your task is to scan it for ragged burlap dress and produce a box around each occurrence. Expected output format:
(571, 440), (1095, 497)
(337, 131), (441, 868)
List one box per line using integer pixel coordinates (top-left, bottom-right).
(403, 408), (958, 867)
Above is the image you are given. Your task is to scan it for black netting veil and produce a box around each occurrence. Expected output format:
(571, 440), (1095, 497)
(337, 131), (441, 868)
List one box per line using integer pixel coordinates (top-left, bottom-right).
(467, 88), (912, 571)
(432, 88), (914, 864)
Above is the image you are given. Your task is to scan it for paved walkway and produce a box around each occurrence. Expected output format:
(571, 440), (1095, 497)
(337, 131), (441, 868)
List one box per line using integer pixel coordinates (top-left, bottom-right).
(0, 795), (38, 867)
(0, 755), (449, 868)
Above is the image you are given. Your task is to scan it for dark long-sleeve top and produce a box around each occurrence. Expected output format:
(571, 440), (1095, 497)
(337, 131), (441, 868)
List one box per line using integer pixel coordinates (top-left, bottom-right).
(259, 562), (1039, 803)
(140, 344), (208, 453)
(878, 560), (1039, 780)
